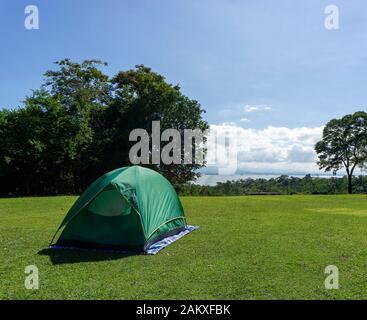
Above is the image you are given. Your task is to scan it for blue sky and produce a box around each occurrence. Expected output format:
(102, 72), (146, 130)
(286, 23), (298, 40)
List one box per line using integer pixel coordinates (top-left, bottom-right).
(1, 1), (366, 174)
(1, 0), (367, 127)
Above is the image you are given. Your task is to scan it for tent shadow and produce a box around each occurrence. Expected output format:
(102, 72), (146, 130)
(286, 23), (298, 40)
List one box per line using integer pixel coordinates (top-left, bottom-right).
(38, 248), (141, 265)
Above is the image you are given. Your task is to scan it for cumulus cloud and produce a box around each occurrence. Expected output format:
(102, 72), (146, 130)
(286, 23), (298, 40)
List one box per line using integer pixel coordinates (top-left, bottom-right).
(206, 123), (323, 173)
(286, 145), (316, 163)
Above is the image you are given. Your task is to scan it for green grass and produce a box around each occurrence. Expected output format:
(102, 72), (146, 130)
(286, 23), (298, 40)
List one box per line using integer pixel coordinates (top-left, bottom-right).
(1, 195), (367, 299)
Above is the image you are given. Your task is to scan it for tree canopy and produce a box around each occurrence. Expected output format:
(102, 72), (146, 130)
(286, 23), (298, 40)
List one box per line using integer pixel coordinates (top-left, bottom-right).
(315, 111), (367, 194)
(106, 65), (209, 186)
(0, 60), (208, 196)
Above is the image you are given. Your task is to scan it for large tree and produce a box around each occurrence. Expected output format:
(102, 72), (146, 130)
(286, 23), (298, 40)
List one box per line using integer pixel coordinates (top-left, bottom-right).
(0, 59), (110, 195)
(0, 91), (91, 195)
(43, 59), (110, 191)
(315, 111), (367, 194)
(105, 65), (209, 186)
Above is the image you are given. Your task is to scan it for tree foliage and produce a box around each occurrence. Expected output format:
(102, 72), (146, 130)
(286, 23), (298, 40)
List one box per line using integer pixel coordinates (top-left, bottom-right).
(0, 60), (208, 196)
(180, 174), (367, 196)
(106, 65), (209, 186)
(315, 111), (367, 194)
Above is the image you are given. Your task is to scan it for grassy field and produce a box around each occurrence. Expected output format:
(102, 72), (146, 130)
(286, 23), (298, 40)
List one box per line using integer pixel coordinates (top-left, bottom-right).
(0, 195), (367, 300)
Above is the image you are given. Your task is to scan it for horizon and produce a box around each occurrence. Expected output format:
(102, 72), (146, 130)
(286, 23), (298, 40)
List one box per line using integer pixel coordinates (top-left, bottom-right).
(196, 172), (348, 187)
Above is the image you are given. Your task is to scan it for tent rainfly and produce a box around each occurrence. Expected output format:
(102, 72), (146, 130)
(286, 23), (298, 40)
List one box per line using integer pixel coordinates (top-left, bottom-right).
(50, 166), (189, 253)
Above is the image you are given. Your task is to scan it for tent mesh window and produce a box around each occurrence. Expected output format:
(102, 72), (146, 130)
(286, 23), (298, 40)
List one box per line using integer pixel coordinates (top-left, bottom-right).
(88, 189), (131, 217)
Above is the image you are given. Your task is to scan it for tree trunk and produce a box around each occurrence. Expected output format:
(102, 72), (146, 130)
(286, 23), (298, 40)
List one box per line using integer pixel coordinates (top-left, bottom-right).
(73, 169), (79, 194)
(24, 176), (31, 196)
(348, 174), (353, 194)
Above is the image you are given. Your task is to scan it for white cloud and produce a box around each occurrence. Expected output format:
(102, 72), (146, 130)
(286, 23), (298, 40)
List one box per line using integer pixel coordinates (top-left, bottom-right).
(220, 121), (237, 126)
(217, 103), (274, 126)
(286, 145), (316, 163)
(239, 118), (250, 123)
(244, 104), (273, 113)
(207, 123), (324, 173)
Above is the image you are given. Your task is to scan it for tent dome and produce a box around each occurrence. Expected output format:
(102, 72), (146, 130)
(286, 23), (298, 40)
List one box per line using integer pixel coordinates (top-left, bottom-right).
(51, 166), (186, 252)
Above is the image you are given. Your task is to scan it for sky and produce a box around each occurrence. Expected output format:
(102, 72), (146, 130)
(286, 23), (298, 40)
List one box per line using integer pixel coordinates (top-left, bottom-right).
(1, 0), (367, 175)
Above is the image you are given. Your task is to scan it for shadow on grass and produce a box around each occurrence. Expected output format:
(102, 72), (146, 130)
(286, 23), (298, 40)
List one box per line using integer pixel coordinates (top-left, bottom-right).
(38, 248), (141, 265)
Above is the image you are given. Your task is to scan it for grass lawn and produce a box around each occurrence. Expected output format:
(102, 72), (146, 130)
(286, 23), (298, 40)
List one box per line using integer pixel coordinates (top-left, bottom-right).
(0, 195), (367, 300)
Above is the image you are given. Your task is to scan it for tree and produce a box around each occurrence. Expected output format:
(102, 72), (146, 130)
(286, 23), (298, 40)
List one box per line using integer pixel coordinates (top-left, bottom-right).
(22, 90), (83, 194)
(43, 59), (110, 191)
(315, 111), (367, 194)
(0, 91), (87, 195)
(0, 96), (54, 195)
(105, 65), (209, 186)
(0, 57), (111, 196)
(0, 110), (10, 178)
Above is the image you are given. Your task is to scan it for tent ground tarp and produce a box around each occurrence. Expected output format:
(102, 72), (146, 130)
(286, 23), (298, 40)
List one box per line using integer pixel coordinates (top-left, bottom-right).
(50, 225), (199, 255)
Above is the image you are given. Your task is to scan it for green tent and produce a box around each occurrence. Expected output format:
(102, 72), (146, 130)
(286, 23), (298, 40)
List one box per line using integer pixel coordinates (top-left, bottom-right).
(51, 166), (187, 252)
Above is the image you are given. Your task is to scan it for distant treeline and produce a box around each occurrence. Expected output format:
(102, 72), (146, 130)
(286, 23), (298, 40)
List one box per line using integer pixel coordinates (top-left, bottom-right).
(180, 174), (367, 196)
